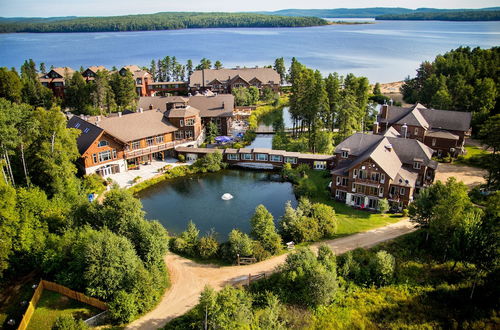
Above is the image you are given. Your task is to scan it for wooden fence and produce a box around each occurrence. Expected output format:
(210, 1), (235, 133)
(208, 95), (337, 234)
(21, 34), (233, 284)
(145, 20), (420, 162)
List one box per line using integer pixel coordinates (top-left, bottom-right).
(17, 280), (107, 330)
(237, 254), (257, 266)
(246, 273), (266, 286)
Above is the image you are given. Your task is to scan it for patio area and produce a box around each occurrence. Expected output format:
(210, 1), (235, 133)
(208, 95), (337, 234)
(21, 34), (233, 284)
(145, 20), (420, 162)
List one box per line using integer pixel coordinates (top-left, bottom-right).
(107, 158), (186, 188)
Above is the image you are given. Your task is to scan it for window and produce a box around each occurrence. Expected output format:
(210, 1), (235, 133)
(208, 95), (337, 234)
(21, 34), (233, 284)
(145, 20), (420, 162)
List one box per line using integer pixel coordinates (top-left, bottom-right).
(380, 173), (385, 183)
(341, 151), (349, 158)
(179, 120), (184, 127)
(185, 118), (195, 126)
(400, 187), (406, 195)
(379, 187), (384, 196)
(432, 138), (436, 146)
(368, 199), (379, 209)
(256, 154), (268, 161)
(156, 135), (164, 144)
(98, 150), (111, 162)
(93, 153), (98, 164)
(241, 154), (253, 160)
(270, 155), (282, 162)
(227, 154), (239, 160)
(284, 157), (297, 164)
(415, 127), (419, 135)
(413, 162), (421, 169)
(83, 128), (90, 134)
(352, 183), (356, 192)
(98, 140), (109, 147)
(314, 161), (326, 169)
(342, 178), (349, 186)
(353, 169), (358, 178)
(131, 141), (140, 150)
(370, 172), (380, 182)
(112, 149), (117, 159)
(146, 137), (154, 146)
(136, 78), (142, 84)
(336, 176), (341, 185)
(358, 169), (366, 179)
(175, 131), (184, 140)
(185, 130), (194, 139)
(74, 122), (81, 129)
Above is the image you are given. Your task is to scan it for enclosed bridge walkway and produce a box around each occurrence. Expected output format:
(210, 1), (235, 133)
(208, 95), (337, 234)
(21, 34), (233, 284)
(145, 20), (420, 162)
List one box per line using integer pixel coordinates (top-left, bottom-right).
(175, 147), (335, 170)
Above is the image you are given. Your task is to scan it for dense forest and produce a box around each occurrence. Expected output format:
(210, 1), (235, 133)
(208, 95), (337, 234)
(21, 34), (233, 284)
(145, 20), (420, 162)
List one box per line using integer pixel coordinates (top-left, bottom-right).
(400, 47), (499, 131)
(260, 7), (500, 18)
(0, 12), (327, 33)
(377, 10), (500, 21)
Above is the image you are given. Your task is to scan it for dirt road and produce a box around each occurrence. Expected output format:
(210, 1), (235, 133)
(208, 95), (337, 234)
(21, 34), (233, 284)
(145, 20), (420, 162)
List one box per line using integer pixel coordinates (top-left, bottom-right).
(126, 219), (416, 330)
(435, 163), (487, 188)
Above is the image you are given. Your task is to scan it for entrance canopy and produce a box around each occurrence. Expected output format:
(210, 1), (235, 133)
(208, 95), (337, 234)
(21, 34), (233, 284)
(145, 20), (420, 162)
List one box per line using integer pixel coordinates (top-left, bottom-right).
(215, 136), (233, 143)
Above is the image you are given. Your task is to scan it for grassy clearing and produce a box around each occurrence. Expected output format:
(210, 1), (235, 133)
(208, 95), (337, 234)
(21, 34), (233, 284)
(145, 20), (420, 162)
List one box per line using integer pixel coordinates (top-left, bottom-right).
(27, 290), (100, 330)
(299, 169), (402, 236)
(455, 145), (490, 168)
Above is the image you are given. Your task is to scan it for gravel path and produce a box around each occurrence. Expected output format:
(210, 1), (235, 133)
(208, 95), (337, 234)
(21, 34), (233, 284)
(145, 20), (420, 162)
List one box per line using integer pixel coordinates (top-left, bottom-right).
(126, 219), (416, 330)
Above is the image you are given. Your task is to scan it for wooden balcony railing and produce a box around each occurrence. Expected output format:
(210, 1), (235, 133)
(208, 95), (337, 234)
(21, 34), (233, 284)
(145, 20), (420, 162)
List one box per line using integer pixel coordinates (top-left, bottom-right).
(124, 139), (192, 159)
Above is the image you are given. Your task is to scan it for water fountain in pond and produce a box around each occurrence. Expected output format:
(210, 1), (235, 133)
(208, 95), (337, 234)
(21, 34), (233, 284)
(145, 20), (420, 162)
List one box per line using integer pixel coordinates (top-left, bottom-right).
(221, 193), (234, 200)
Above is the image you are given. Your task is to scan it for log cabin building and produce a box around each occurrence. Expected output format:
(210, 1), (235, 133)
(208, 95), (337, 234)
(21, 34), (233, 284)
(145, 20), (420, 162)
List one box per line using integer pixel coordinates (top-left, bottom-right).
(67, 107), (202, 176)
(189, 67), (281, 94)
(374, 103), (472, 157)
(331, 132), (437, 211)
(39, 67), (75, 98)
(138, 93), (234, 136)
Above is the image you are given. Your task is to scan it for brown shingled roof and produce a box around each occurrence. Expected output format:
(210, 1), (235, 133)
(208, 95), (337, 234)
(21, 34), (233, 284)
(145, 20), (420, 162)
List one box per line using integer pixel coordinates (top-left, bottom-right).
(97, 110), (177, 142)
(189, 67), (280, 88)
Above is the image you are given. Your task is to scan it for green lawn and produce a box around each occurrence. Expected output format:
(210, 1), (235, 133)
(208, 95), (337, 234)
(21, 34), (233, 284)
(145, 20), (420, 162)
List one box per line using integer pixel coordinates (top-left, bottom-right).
(27, 290), (100, 330)
(299, 169), (402, 236)
(454, 145), (490, 168)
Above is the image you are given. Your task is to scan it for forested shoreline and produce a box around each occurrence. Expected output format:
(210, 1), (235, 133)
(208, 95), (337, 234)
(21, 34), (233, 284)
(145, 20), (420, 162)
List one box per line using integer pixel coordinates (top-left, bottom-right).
(0, 12), (328, 33)
(377, 10), (500, 21)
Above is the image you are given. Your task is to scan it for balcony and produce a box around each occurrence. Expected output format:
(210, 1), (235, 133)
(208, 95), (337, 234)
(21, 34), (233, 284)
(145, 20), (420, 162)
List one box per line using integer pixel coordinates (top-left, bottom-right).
(354, 177), (381, 186)
(124, 139), (192, 159)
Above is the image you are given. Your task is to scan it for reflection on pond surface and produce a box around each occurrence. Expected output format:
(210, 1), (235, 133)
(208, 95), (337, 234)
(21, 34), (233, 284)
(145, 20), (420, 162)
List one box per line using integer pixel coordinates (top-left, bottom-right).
(138, 169), (297, 240)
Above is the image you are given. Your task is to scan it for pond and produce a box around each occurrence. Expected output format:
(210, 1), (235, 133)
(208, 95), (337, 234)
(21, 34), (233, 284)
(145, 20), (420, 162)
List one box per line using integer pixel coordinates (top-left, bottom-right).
(138, 169), (297, 240)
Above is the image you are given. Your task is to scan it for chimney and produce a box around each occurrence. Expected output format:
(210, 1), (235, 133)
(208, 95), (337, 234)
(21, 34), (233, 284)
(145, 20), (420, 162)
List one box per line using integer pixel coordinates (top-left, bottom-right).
(149, 104), (153, 110)
(202, 69), (205, 88)
(401, 123), (408, 139)
(80, 114), (85, 119)
(118, 112), (122, 117)
(381, 104), (389, 120)
(139, 108), (143, 113)
(373, 121), (379, 134)
(385, 144), (393, 151)
(96, 115), (100, 122)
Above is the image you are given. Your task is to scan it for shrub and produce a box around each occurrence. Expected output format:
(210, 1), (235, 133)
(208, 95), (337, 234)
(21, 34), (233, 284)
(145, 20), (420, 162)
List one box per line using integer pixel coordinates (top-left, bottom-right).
(250, 205), (282, 255)
(378, 198), (390, 214)
(252, 241), (272, 261)
(227, 229), (254, 259)
(374, 250), (395, 286)
(109, 290), (138, 324)
(311, 203), (337, 238)
(402, 208), (409, 217)
(82, 174), (106, 195)
(132, 176), (142, 184)
(177, 154), (185, 162)
(52, 315), (89, 330)
(197, 236), (219, 259)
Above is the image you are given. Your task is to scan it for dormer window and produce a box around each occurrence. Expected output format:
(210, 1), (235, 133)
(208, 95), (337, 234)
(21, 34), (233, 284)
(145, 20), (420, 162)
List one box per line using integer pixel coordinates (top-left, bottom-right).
(414, 127), (419, 135)
(98, 140), (109, 147)
(414, 162), (422, 169)
(341, 151), (349, 158)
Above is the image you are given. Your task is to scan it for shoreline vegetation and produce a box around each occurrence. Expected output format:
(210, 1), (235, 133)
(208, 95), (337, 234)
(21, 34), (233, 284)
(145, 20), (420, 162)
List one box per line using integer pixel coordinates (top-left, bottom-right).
(0, 12), (328, 33)
(376, 10), (500, 21)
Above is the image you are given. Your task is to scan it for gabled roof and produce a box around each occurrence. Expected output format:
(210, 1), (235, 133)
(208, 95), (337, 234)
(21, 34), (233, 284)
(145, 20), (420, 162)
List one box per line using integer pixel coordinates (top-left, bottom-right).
(97, 110), (177, 142)
(385, 137), (434, 165)
(67, 116), (103, 155)
(394, 168), (418, 187)
(122, 65), (141, 72)
(228, 75), (249, 85)
(51, 67), (75, 78)
(189, 67), (280, 88)
(166, 106), (200, 118)
(378, 103), (472, 132)
(139, 95), (234, 118)
(335, 133), (384, 157)
(395, 107), (430, 129)
(383, 126), (401, 138)
(85, 66), (106, 74)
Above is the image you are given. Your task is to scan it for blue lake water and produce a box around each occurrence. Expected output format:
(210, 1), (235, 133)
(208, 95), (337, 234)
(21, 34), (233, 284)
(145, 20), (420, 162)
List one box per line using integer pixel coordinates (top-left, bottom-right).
(1, 20), (498, 82)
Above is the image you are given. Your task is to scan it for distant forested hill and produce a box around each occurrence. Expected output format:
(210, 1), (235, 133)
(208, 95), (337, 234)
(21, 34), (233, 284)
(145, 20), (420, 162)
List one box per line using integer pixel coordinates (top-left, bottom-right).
(259, 7), (500, 18)
(0, 12), (328, 33)
(376, 10), (500, 21)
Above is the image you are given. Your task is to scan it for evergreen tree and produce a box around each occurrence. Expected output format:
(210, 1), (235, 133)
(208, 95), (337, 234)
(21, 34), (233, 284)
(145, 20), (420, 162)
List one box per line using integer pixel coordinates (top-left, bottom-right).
(273, 57), (286, 84)
(214, 60), (223, 69)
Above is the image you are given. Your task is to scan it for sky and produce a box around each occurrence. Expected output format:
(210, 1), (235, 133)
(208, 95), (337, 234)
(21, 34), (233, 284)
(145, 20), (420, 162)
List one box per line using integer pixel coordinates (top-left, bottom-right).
(0, 0), (499, 17)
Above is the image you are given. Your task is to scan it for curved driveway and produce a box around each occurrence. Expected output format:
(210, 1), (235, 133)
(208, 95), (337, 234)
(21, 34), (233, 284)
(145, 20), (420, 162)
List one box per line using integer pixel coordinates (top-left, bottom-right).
(127, 219), (416, 330)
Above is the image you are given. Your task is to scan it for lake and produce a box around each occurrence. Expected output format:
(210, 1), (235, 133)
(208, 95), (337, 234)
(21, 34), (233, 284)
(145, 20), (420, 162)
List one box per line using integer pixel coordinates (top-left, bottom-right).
(1, 20), (498, 82)
(137, 169), (297, 240)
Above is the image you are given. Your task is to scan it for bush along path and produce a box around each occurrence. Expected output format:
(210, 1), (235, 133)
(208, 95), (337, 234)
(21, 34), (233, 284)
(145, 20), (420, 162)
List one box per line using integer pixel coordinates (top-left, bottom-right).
(126, 218), (416, 330)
